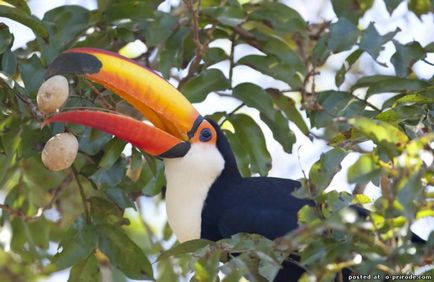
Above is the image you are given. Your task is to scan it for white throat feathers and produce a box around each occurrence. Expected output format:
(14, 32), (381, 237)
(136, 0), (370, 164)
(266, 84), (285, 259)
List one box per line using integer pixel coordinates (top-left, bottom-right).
(164, 142), (224, 242)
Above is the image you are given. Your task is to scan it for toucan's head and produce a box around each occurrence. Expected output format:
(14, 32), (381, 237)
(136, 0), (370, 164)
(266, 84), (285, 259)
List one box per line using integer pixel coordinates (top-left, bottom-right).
(44, 48), (220, 160)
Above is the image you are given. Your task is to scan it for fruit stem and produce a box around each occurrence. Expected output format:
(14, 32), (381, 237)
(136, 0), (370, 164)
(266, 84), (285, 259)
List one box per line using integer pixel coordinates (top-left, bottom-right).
(72, 165), (91, 223)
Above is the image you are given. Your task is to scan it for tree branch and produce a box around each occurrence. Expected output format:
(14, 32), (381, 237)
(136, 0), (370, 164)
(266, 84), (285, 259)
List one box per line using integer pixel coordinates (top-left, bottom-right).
(15, 91), (43, 121)
(179, 0), (228, 87)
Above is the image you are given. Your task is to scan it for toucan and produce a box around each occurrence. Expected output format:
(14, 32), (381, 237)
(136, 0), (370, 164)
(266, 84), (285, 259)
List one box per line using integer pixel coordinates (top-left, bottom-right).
(43, 48), (424, 282)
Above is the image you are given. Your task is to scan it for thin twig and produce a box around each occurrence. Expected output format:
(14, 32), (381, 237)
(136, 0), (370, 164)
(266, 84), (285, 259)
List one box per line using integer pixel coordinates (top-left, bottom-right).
(308, 21), (331, 40)
(179, 0), (228, 87)
(279, 89), (303, 93)
(228, 103), (245, 116)
(188, 0), (202, 51)
(301, 68), (321, 111)
(15, 91), (43, 121)
(179, 0), (204, 87)
(219, 103), (245, 126)
(352, 94), (381, 112)
(296, 146), (308, 181)
(215, 92), (234, 97)
(229, 32), (236, 85)
(423, 58), (434, 66)
(71, 165), (91, 223)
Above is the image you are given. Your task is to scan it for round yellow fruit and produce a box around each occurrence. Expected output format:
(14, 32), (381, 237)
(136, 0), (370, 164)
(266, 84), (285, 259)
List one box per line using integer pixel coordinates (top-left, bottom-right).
(37, 75), (69, 114)
(42, 133), (78, 171)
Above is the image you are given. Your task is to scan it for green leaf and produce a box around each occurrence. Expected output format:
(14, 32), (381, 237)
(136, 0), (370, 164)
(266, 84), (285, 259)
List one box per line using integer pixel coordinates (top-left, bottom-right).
(271, 92), (309, 136)
(331, 0), (374, 23)
(159, 26), (191, 77)
(97, 224), (153, 280)
(309, 148), (347, 194)
(20, 157), (67, 205)
(141, 161), (166, 196)
(2, 0), (31, 14)
(238, 55), (303, 89)
(68, 254), (100, 282)
(248, 2), (307, 33)
(397, 171), (424, 216)
(204, 47), (228, 65)
(89, 196), (123, 225)
(28, 218), (51, 249)
(376, 105), (425, 125)
(124, 155), (163, 195)
(230, 114), (272, 176)
(360, 23), (399, 60)
(193, 251), (220, 282)
(106, 187), (135, 209)
(141, 13), (177, 46)
(321, 191), (353, 216)
(393, 93), (434, 106)
(98, 138), (126, 168)
(9, 217), (51, 255)
(233, 83), (275, 121)
(41, 5), (91, 62)
(384, 0), (404, 14)
(260, 111), (296, 154)
(224, 130), (251, 177)
(348, 117), (409, 156)
(351, 75), (430, 97)
(1, 49), (17, 76)
(223, 253), (263, 282)
(391, 41), (426, 77)
(130, 148), (144, 171)
(335, 49), (363, 87)
(52, 222), (98, 270)
(156, 258), (179, 282)
(202, 6), (246, 27)
(298, 205), (321, 225)
(257, 252), (281, 282)
(78, 128), (113, 156)
(408, 0), (433, 17)
(158, 239), (213, 260)
(347, 154), (381, 184)
(90, 158), (127, 188)
(19, 54), (45, 97)
(102, 1), (155, 22)
(425, 42), (434, 52)
(181, 69), (230, 103)
(262, 38), (306, 75)
(328, 18), (360, 53)
(310, 91), (366, 128)
(312, 34), (332, 66)
(0, 6), (48, 39)
(0, 24), (14, 54)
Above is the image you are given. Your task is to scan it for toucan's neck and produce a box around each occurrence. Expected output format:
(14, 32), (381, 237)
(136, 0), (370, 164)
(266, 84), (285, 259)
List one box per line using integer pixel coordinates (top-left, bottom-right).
(163, 120), (240, 242)
(206, 118), (241, 179)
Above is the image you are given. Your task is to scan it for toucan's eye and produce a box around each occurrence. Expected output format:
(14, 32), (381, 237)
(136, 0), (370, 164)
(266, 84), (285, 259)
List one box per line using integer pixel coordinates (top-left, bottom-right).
(199, 128), (212, 142)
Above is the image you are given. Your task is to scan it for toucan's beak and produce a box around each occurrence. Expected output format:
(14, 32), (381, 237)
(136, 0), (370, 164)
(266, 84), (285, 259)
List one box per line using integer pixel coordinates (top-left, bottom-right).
(44, 48), (204, 158)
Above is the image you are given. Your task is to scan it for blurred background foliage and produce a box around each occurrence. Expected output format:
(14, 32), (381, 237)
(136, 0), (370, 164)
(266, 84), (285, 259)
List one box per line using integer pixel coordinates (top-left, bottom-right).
(0, 0), (433, 281)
